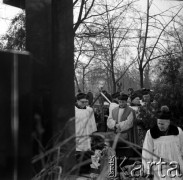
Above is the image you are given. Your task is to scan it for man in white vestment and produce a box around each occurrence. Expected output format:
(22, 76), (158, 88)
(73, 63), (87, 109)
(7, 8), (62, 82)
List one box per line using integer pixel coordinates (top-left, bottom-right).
(75, 93), (97, 151)
(107, 94), (138, 175)
(107, 94), (138, 144)
(75, 93), (97, 173)
(142, 106), (183, 180)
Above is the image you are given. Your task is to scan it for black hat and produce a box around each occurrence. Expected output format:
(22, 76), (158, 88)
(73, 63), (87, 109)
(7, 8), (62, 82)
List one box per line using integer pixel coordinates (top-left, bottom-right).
(128, 88), (134, 91)
(131, 93), (139, 101)
(118, 94), (128, 101)
(142, 88), (150, 95)
(157, 106), (172, 120)
(112, 92), (120, 99)
(157, 111), (172, 120)
(76, 93), (87, 100)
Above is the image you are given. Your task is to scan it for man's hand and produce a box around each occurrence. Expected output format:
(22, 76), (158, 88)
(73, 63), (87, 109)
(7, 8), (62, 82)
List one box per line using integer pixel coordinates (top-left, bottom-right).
(115, 124), (121, 133)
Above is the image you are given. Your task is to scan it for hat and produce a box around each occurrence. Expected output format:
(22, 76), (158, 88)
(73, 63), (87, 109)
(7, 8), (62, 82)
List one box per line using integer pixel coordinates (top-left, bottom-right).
(157, 111), (172, 120)
(118, 94), (128, 101)
(157, 106), (172, 120)
(131, 93), (139, 101)
(111, 92), (120, 99)
(76, 93), (87, 100)
(128, 88), (134, 91)
(142, 88), (150, 95)
(132, 97), (141, 106)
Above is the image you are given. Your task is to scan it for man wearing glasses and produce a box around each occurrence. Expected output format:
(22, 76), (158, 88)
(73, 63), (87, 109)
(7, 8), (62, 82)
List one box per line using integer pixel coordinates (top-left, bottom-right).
(75, 93), (97, 173)
(75, 93), (97, 151)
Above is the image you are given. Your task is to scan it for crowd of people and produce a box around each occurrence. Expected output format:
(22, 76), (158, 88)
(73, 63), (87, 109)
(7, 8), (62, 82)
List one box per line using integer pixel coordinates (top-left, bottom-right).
(74, 88), (183, 179)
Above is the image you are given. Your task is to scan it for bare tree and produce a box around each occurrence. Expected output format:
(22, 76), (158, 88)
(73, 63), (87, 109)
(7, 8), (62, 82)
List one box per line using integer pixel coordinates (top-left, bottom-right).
(73, 0), (96, 33)
(74, 0), (183, 92)
(133, 0), (183, 88)
(83, 0), (138, 93)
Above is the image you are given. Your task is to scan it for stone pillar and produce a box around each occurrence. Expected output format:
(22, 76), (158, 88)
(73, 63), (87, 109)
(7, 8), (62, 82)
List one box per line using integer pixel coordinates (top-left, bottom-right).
(26, 0), (75, 175)
(51, 0), (75, 174)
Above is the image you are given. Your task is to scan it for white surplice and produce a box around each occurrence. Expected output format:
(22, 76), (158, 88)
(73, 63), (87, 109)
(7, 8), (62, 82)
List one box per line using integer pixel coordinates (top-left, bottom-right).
(142, 127), (183, 180)
(75, 106), (97, 151)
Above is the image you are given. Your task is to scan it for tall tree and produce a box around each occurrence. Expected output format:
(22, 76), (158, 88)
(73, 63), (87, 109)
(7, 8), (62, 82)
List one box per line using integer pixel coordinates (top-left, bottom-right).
(73, 0), (95, 33)
(81, 0), (137, 93)
(1, 11), (25, 50)
(134, 0), (183, 88)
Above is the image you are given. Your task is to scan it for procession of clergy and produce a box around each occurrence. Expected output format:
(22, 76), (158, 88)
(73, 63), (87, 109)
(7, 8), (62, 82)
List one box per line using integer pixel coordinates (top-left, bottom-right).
(75, 89), (183, 180)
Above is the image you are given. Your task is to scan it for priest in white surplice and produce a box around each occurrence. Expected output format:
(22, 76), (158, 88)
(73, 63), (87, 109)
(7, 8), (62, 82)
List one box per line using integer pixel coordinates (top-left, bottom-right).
(142, 106), (183, 180)
(75, 93), (97, 151)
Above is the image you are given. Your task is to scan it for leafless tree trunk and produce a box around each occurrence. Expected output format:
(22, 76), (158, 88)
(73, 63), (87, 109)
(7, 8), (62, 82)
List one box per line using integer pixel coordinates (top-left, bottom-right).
(135, 0), (183, 88)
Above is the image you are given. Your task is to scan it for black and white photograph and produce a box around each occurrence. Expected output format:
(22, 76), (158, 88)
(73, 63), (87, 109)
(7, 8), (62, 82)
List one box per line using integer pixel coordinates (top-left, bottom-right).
(0, 0), (183, 179)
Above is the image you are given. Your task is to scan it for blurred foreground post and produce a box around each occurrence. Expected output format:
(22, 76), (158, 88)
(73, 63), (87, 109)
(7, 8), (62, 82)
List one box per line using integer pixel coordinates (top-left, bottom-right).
(51, 0), (76, 175)
(26, 0), (76, 175)
(0, 50), (32, 180)
(4, 0), (76, 177)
